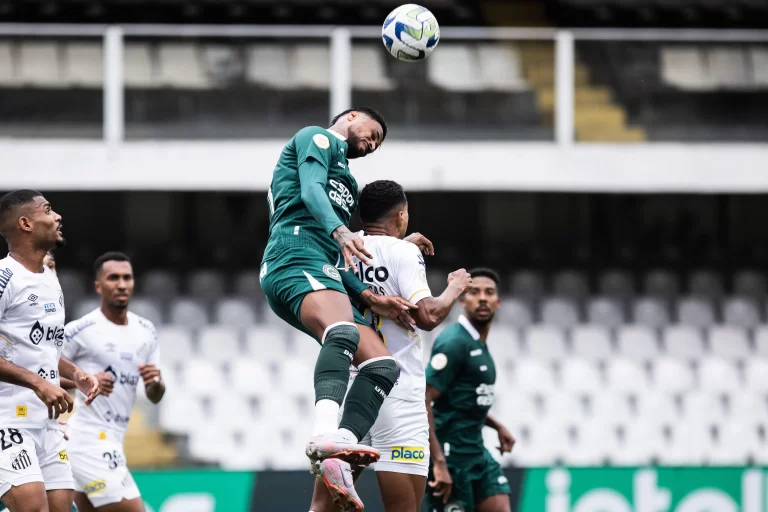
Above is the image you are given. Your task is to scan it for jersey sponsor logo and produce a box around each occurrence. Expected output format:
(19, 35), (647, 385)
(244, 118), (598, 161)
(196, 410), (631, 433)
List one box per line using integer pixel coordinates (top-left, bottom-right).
(105, 365), (118, 381)
(120, 352), (133, 361)
(98, 431), (107, 440)
(27, 294), (38, 306)
(0, 268), (13, 300)
(356, 263), (390, 284)
(328, 179), (355, 214)
(11, 449), (31, 471)
(84, 479), (107, 496)
(37, 368), (58, 380)
(15, 406), (27, 417)
(391, 446), (425, 462)
(336, 162), (346, 169)
(313, 133), (330, 149)
(29, 323), (64, 346)
(470, 349), (482, 357)
(44, 303), (56, 313)
(104, 409), (131, 426)
(29, 322), (44, 344)
(476, 383), (495, 406)
(58, 450), (69, 462)
(430, 353), (448, 370)
(322, 264), (341, 282)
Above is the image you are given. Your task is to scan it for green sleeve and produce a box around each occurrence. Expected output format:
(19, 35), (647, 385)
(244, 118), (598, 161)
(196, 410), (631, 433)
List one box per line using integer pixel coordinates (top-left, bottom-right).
(298, 159), (344, 236)
(425, 334), (466, 394)
(340, 268), (368, 300)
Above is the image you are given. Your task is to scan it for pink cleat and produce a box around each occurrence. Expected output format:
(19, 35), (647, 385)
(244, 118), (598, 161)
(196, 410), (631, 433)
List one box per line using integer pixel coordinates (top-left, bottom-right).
(305, 432), (380, 468)
(317, 458), (364, 512)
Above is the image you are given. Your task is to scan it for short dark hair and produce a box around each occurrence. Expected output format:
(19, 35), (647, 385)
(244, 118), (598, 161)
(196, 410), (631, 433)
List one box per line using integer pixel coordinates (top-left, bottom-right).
(94, 251), (131, 277)
(330, 107), (388, 140)
(0, 189), (43, 236)
(469, 268), (501, 286)
(359, 180), (407, 224)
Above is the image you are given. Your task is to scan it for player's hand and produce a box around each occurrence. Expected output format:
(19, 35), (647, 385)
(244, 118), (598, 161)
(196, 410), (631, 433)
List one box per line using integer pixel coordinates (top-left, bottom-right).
(368, 294), (418, 332)
(428, 460), (453, 504)
(333, 226), (372, 271)
(447, 268), (472, 292)
(95, 371), (115, 397)
(404, 232), (435, 256)
(74, 370), (101, 405)
(497, 426), (516, 454)
(138, 364), (162, 387)
(34, 379), (74, 419)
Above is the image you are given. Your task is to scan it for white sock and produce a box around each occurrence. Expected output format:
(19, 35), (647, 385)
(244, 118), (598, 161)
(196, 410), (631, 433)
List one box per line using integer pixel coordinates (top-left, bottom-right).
(313, 399), (340, 436)
(338, 427), (359, 444)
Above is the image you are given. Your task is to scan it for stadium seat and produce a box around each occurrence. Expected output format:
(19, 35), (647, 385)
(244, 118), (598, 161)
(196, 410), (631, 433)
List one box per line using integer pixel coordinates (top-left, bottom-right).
(230, 358), (274, 397)
(130, 297), (163, 326)
(168, 299), (210, 329)
(158, 43), (212, 89)
(662, 325), (706, 362)
(644, 270), (679, 300)
(140, 270), (180, 300)
(351, 45), (394, 91)
(510, 270), (545, 302)
(708, 325), (751, 361)
(525, 326), (567, 363)
(707, 47), (749, 89)
(660, 46), (714, 91)
(722, 297), (761, 329)
(214, 298), (258, 328)
(124, 44), (157, 87)
(566, 421), (612, 466)
(246, 45), (295, 89)
(514, 359), (556, 393)
(18, 42), (61, 87)
(159, 393), (204, 434)
(688, 270), (725, 300)
(187, 270), (226, 299)
(73, 298), (100, 321)
(677, 297), (716, 328)
(552, 270), (589, 301)
(182, 360), (226, 397)
(560, 359), (602, 393)
(544, 392), (588, 424)
(571, 325), (613, 361)
(0, 43), (17, 86)
(744, 359), (768, 392)
(245, 326), (290, 366)
(57, 270), (88, 304)
(64, 43), (103, 87)
(189, 427), (238, 463)
(294, 45), (330, 89)
(510, 422), (567, 466)
(683, 390), (726, 424)
(611, 420), (663, 466)
(589, 392), (633, 423)
(256, 394), (304, 428)
(632, 297), (670, 328)
(197, 325), (242, 364)
(636, 391), (679, 428)
(698, 357), (741, 393)
(728, 391), (768, 426)
(754, 325), (768, 357)
(598, 270), (634, 300)
(224, 425), (281, 470)
(749, 47), (768, 86)
(427, 44), (483, 92)
(616, 325), (660, 363)
(605, 358), (648, 394)
(733, 270), (767, 299)
(495, 393), (539, 425)
(209, 394), (256, 432)
(540, 297), (580, 329)
(486, 327), (522, 365)
(157, 326), (195, 366)
(659, 421), (712, 465)
(233, 270), (266, 301)
(709, 422), (758, 465)
(496, 297), (533, 328)
(586, 298), (625, 329)
(652, 357), (695, 393)
(477, 44), (527, 91)
(276, 359), (315, 399)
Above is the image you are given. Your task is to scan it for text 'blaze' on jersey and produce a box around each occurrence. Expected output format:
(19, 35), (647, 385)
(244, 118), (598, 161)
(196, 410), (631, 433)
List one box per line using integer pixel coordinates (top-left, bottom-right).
(264, 126), (359, 262)
(352, 235), (433, 402)
(426, 315), (497, 456)
(64, 309), (159, 442)
(0, 255), (66, 428)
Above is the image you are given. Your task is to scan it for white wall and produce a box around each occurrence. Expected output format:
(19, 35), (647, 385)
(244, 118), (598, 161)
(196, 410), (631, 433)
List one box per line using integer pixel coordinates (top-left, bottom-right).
(2, 140), (768, 193)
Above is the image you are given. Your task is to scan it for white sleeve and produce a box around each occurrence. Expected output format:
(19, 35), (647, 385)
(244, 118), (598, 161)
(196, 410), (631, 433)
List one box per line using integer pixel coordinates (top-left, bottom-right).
(62, 323), (84, 362)
(147, 325), (160, 366)
(0, 268), (14, 321)
(395, 242), (433, 305)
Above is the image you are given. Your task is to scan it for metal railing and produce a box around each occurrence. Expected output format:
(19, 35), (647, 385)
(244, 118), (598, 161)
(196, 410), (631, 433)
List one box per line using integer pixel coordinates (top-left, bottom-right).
(1, 24), (767, 147)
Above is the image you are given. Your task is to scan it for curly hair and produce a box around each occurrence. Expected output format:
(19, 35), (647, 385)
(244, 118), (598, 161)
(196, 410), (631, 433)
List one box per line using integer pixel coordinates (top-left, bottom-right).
(330, 107), (388, 140)
(359, 180), (407, 224)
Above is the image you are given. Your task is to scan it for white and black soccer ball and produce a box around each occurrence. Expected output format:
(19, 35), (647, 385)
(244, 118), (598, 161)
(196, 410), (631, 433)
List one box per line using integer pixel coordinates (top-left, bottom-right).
(381, 3), (440, 62)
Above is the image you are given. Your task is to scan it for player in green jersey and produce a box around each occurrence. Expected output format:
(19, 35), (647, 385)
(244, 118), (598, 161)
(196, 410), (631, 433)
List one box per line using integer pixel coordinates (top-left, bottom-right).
(260, 108), (418, 511)
(423, 268), (516, 512)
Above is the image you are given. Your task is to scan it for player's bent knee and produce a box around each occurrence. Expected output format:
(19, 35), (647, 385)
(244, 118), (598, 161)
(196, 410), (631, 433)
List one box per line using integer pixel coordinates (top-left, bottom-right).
(358, 357), (399, 391)
(314, 323), (360, 403)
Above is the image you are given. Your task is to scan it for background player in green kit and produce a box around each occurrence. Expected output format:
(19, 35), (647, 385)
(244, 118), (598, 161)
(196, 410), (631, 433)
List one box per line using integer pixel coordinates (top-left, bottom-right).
(259, 108), (418, 510)
(423, 269), (516, 512)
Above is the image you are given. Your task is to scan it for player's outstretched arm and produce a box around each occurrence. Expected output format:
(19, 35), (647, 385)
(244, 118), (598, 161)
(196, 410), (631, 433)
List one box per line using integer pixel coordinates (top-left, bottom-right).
(425, 385), (452, 504)
(58, 356), (100, 405)
(412, 269), (472, 331)
(485, 414), (516, 454)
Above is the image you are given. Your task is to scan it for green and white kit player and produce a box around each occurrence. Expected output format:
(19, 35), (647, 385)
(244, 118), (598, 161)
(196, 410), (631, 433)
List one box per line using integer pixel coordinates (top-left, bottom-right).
(424, 269), (516, 512)
(259, 108), (420, 511)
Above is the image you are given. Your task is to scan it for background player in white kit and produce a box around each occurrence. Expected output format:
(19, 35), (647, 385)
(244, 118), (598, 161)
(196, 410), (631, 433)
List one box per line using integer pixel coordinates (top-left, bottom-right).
(63, 252), (164, 512)
(310, 180), (471, 512)
(0, 190), (100, 512)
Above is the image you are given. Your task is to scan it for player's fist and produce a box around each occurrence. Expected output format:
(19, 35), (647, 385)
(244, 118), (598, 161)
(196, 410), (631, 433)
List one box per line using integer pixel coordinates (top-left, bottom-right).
(138, 364), (162, 387)
(74, 370), (101, 406)
(497, 426), (516, 454)
(95, 371), (115, 397)
(447, 269), (472, 292)
(33, 379), (74, 419)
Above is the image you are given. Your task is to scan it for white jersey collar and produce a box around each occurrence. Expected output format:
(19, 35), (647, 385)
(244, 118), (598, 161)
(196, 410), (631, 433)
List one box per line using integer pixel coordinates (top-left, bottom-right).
(458, 315), (481, 340)
(327, 129), (347, 141)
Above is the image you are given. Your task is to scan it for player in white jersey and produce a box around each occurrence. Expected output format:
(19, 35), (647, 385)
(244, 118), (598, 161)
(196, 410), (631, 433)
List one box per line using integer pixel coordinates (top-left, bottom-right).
(63, 252), (164, 512)
(310, 180), (471, 512)
(0, 190), (100, 512)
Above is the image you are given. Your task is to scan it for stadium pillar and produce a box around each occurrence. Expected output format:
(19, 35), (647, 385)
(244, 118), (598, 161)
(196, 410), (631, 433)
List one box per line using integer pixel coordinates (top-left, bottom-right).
(555, 30), (575, 146)
(104, 26), (125, 146)
(330, 27), (352, 117)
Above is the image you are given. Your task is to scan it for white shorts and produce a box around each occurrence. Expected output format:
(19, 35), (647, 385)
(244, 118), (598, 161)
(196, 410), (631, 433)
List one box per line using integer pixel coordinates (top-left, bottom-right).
(342, 396), (429, 477)
(0, 427), (74, 497)
(67, 430), (140, 508)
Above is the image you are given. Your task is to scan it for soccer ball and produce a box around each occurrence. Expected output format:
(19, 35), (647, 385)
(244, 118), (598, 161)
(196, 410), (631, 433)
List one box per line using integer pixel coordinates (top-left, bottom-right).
(382, 4), (440, 62)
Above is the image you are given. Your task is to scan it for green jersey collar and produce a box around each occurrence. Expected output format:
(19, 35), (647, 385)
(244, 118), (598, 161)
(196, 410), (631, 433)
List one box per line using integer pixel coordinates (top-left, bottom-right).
(327, 129), (346, 141)
(458, 315), (481, 340)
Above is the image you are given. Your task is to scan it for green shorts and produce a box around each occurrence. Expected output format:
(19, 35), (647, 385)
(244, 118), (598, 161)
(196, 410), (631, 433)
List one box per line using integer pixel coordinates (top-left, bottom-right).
(423, 449), (511, 512)
(259, 247), (367, 341)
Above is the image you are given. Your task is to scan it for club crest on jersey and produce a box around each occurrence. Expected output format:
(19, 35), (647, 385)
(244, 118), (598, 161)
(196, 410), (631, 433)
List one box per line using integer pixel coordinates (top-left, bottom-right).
(323, 264), (341, 282)
(59, 292), (64, 308)
(11, 449), (31, 471)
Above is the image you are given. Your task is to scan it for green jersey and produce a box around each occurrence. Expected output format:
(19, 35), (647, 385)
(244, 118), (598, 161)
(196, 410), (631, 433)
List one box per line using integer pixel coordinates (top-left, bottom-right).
(426, 315), (497, 457)
(263, 126), (358, 263)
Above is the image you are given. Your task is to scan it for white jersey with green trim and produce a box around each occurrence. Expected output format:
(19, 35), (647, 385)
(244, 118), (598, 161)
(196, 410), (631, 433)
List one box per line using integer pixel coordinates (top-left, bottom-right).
(352, 234), (433, 402)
